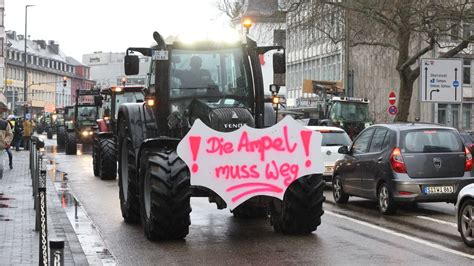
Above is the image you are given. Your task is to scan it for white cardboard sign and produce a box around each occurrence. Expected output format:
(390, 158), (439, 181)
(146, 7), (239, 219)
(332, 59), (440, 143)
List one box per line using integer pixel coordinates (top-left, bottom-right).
(176, 116), (324, 210)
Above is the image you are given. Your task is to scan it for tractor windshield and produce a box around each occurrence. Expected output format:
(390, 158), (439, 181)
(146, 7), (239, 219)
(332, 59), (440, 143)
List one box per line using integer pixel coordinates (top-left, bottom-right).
(169, 48), (251, 110)
(77, 106), (97, 126)
(114, 92), (145, 118)
(330, 101), (370, 122)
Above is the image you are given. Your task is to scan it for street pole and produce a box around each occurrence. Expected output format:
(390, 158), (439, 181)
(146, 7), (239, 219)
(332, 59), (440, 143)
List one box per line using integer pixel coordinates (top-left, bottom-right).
(23, 5), (34, 117)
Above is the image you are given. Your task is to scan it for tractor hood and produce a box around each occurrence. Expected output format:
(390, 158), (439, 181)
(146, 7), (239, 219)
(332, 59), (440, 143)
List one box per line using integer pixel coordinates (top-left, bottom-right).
(188, 99), (255, 132)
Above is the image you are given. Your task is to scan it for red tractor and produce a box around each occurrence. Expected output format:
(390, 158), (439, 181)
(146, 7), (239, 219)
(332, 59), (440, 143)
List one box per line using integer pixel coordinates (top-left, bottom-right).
(93, 85), (145, 180)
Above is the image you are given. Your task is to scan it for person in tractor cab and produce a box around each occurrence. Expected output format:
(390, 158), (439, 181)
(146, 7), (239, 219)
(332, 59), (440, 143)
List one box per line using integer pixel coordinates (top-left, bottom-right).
(175, 55), (215, 88)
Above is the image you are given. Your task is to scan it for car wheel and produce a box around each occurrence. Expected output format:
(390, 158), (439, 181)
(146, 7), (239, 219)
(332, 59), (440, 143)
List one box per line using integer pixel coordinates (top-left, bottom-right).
(332, 176), (349, 203)
(378, 183), (397, 214)
(459, 199), (474, 247)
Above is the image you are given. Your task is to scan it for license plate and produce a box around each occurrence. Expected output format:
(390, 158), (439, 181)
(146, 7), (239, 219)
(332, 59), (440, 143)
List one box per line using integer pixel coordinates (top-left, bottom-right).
(423, 186), (454, 194)
(324, 166), (334, 174)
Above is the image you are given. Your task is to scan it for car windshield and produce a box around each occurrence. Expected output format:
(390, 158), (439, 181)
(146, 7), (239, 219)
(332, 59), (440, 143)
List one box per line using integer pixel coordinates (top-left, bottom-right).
(330, 101), (370, 122)
(321, 131), (352, 146)
(169, 48), (251, 111)
(114, 92), (144, 118)
(402, 129), (463, 153)
(77, 106), (97, 125)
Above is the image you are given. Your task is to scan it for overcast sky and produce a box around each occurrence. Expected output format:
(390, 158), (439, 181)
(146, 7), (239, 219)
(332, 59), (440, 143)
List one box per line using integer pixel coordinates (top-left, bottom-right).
(4, 0), (230, 62)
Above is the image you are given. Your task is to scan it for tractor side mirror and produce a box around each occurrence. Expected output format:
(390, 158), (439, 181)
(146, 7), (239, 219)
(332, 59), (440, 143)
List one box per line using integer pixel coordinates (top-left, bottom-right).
(273, 53), (286, 74)
(125, 55), (140, 75)
(94, 95), (103, 107)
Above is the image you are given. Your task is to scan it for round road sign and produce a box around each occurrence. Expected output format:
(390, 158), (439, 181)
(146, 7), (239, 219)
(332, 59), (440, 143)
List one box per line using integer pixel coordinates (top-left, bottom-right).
(389, 91), (396, 105)
(453, 80), (459, 87)
(388, 105), (398, 115)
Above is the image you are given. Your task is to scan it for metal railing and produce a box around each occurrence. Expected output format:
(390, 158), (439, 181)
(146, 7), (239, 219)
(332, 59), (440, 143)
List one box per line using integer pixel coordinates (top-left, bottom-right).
(29, 136), (64, 266)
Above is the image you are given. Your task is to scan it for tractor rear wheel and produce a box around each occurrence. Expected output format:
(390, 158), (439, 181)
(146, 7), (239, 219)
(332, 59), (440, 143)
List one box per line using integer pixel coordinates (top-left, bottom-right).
(99, 138), (117, 180)
(118, 117), (140, 223)
(64, 132), (77, 155)
(46, 127), (53, 139)
(139, 149), (191, 240)
(57, 126), (66, 148)
(270, 174), (325, 234)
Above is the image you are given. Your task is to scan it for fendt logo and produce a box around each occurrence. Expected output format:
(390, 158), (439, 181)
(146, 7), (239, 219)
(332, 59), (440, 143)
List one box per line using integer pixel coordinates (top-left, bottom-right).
(224, 123), (245, 129)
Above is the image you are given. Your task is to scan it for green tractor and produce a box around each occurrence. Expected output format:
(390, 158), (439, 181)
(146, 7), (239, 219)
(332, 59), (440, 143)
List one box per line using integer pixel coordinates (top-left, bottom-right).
(64, 89), (101, 155)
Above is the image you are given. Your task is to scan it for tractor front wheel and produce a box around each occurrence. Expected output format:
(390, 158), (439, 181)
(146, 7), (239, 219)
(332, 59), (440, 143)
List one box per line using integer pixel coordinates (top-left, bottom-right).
(99, 138), (117, 180)
(64, 132), (77, 155)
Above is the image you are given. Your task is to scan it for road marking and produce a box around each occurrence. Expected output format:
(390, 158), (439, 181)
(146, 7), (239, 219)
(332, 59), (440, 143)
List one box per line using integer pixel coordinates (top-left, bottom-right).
(416, 215), (457, 228)
(326, 210), (474, 260)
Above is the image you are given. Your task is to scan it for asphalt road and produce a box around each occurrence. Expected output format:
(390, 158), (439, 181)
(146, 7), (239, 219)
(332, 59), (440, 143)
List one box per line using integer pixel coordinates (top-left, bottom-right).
(42, 137), (474, 265)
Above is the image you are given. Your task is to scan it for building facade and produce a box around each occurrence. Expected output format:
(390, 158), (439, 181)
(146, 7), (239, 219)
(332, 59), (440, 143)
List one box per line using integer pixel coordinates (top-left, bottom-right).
(83, 52), (149, 88)
(0, 0), (6, 109)
(285, 4), (474, 131)
(4, 31), (95, 115)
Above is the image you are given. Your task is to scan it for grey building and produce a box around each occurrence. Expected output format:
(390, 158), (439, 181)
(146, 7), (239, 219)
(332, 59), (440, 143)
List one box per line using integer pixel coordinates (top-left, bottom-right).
(83, 52), (149, 88)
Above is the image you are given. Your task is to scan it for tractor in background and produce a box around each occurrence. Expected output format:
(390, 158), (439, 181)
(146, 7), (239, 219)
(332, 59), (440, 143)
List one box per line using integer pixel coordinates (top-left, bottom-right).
(64, 89), (101, 155)
(92, 85), (145, 180)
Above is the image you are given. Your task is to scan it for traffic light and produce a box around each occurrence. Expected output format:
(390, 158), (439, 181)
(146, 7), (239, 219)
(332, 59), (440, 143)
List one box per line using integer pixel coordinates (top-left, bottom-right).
(63, 76), (67, 87)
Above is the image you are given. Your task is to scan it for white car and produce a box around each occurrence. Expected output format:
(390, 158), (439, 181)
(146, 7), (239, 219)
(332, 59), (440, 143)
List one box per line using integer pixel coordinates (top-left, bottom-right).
(456, 183), (474, 247)
(305, 126), (352, 183)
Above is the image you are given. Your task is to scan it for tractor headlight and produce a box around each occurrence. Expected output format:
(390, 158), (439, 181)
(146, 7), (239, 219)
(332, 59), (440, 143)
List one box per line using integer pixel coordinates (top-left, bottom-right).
(81, 131), (88, 137)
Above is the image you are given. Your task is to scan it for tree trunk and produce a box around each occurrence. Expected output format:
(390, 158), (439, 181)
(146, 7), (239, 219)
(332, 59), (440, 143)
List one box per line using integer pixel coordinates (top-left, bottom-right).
(396, 70), (415, 122)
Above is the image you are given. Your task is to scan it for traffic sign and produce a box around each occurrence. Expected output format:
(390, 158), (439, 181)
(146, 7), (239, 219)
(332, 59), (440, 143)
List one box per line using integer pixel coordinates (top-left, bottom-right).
(389, 91), (396, 105)
(420, 58), (462, 103)
(388, 106), (398, 115)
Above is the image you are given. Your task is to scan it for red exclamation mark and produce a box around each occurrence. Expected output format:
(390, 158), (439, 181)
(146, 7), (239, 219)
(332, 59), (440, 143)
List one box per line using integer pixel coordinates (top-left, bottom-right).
(189, 136), (201, 173)
(300, 130), (312, 168)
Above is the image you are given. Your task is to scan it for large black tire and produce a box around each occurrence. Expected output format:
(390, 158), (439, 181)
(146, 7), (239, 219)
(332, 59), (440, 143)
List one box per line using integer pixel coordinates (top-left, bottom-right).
(99, 138), (117, 180)
(232, 201), (268, 218)
(36, 125), (44, 135)
(118, 117), (140, 223)
(46, 127), (53, 139)
(270, 175), (325, 234)
(64, 132), (77, 155)
(57, 126), (66, 148)
(92, 138), (100, 176)
(139, 149), (191, 240)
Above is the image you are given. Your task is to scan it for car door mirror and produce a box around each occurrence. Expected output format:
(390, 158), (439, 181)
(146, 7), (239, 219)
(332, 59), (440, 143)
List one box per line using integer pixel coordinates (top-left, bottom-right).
(124, 55), (139, 75)
(338, 146), (350, 154)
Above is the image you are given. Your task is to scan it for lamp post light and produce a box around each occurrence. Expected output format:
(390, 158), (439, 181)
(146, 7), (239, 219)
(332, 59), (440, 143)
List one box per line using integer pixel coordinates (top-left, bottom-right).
(23, 4), (35, 117)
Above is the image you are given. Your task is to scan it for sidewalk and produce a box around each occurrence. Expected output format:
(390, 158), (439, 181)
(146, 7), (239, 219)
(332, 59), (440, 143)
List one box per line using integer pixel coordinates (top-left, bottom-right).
(0, 150), (88, 265)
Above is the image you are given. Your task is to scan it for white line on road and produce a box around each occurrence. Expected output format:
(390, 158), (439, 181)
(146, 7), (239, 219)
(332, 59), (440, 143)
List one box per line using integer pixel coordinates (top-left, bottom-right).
(325, 210), (474, 260)
(416, 215), (457, 228)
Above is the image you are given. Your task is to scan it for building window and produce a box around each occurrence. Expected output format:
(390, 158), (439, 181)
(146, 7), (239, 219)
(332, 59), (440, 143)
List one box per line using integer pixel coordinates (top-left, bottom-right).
(0, 8), (4, 27)
(463, 104), (472, 129)
(464, 59), (471, 85)
(0, 38), (3, 57)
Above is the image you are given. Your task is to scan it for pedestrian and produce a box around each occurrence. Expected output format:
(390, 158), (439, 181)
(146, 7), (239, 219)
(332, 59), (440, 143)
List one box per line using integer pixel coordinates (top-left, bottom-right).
(6, 116), (15, 169)
(13, 118), (23, 151)
(23, 118), (33, 150)
(0, 116), (13, 177)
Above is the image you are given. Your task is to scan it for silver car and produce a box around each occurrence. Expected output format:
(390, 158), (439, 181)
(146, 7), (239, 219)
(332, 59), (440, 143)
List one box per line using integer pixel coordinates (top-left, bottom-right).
(334, 123), (474, 214)
(456, 183), (474, 247)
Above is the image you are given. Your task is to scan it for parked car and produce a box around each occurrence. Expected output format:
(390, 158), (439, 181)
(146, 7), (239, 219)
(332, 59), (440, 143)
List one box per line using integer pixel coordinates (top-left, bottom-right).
(459, 131), (474, 154)
(333, 123), (474, 214)
(456, 183), (474, 247)
(305, 126), (351, 183)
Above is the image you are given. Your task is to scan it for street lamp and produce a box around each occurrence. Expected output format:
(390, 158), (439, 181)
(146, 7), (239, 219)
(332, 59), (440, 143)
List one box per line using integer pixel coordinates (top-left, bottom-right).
(23, 4), (35, 117)
(242, 17), (253, 35)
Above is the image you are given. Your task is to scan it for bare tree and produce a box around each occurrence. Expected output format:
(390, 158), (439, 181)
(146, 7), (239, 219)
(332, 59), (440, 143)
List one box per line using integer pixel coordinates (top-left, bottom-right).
(215, 0), (246, 20)
(285, 0), (474, 121)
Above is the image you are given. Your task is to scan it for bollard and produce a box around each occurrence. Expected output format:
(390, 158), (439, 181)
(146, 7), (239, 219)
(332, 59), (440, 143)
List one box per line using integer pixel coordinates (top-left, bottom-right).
(74, 197), (79, 220)
(49, 239), (64, 266)
(38, 187), (48, 266)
